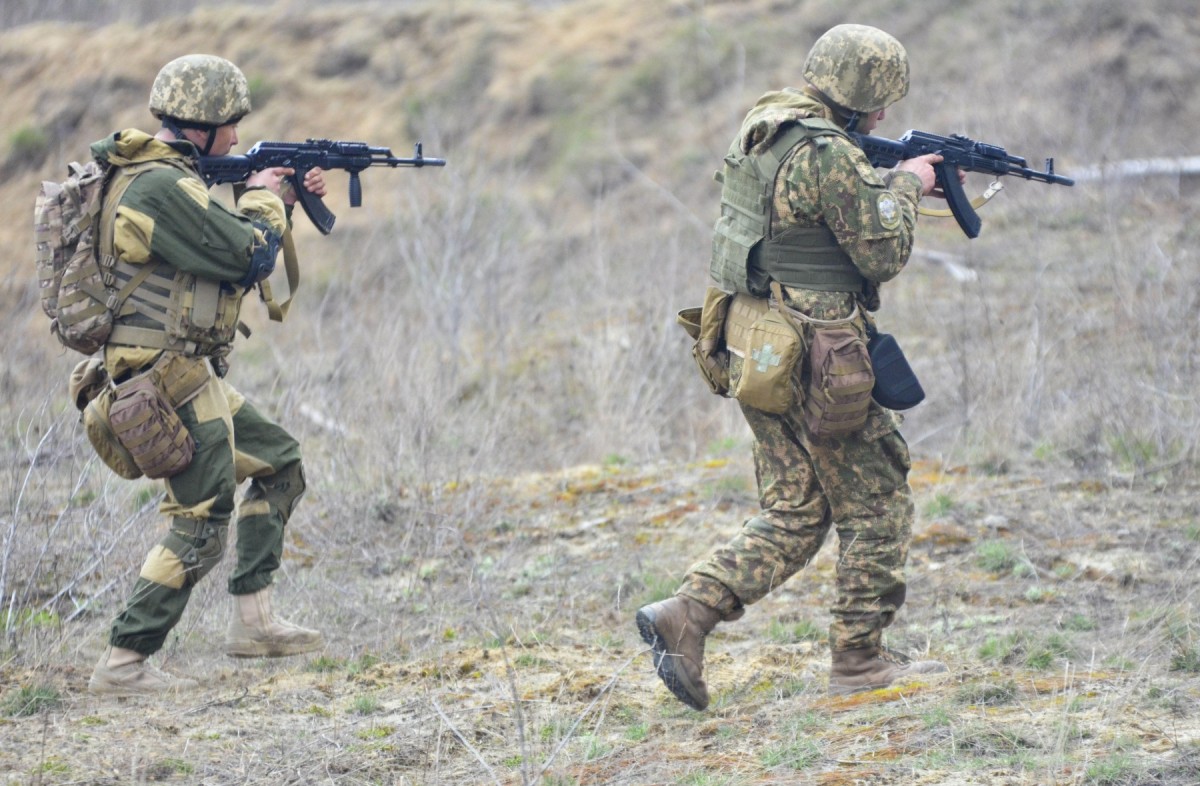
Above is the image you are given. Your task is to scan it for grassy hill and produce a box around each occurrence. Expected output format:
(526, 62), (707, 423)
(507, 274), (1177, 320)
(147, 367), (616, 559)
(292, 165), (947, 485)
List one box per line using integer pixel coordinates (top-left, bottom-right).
(2, 1), (1200, 783)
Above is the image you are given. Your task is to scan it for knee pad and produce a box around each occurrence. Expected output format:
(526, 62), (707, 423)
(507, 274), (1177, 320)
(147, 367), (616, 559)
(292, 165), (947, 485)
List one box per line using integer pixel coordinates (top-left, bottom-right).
(244, 460), (306, 523)
(168, 518), (229, 588)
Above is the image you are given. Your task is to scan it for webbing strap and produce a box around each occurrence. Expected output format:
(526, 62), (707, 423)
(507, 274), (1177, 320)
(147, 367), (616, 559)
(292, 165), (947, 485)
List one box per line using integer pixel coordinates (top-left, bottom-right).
(258, 229), (299, 322)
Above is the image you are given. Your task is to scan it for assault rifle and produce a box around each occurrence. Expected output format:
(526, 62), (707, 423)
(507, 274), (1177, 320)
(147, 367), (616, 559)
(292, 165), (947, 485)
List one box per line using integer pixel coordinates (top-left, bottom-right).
(848, 130), (1074, 238)
(199, 139), (446, 235)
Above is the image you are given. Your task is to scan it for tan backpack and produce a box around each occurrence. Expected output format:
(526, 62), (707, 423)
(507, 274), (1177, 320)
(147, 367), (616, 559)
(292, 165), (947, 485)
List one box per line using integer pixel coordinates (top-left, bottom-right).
(34, 160), (160, 355)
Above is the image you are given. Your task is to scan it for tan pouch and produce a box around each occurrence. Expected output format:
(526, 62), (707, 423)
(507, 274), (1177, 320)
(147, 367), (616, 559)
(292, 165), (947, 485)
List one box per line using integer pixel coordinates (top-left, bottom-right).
(108, 372), (195, 479)
(83, 387), (143, 479)
(678, 286), (733, 396)
(803, 322), (874, 437)
(731, 282), (804, 414)
(68, 359), (142, 479)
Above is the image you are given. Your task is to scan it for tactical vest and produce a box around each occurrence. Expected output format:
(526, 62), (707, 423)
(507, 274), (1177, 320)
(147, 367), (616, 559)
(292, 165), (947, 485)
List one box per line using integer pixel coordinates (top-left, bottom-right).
(710, 118), (866, 298)
(100, 160), (244, 356)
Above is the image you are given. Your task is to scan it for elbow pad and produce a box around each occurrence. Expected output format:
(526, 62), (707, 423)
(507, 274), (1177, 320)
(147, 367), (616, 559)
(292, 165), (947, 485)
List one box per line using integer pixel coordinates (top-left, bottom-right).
(237, 221), (282, 288)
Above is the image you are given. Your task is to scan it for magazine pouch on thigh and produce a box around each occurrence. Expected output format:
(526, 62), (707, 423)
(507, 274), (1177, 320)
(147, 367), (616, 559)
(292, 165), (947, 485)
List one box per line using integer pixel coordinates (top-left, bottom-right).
(107, 365), (197, 480)
(678, 285), (733, 396)
(804, 318), (874, 438)
(730, 281), (804, 414)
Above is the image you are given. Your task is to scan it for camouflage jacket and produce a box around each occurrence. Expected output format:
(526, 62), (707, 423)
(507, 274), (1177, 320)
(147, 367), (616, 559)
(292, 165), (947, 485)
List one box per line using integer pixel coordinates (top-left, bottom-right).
(739, 88), (923, 318)
(89, 129), (288, 375)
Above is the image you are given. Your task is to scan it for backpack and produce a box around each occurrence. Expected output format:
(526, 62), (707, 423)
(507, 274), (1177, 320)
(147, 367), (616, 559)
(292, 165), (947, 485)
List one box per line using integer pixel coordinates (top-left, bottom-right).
(34, 160), (154, 355)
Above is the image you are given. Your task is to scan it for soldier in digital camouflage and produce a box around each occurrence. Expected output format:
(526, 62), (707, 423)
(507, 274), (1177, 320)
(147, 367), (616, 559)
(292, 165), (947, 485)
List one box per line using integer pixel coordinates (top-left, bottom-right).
(637, 24), (961, 708)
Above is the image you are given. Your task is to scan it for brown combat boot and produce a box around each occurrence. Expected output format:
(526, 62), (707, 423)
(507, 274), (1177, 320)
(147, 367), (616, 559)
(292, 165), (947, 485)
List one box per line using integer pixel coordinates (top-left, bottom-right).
(828, 646), (947, 695)
(636, 595), (723, 710)
(225, 586), (325, 658)
(88, 646), (199, 697)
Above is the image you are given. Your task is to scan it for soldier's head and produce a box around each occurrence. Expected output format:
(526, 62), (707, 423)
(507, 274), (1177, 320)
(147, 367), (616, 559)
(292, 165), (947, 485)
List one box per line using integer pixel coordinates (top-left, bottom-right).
(149, 54), (251, 156)
(803, 24), (909, 133)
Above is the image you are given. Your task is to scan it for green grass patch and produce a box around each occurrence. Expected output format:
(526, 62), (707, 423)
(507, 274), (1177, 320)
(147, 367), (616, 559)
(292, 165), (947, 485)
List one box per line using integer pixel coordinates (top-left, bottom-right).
(924, 492), (956, 518)
(1084, 752), (1140, 785)
(975, 539), (1020, 573)
(759, 737), (821, 770)
(349, 694), (382, 715)
(1061, 613), (1096, 632)
(766, 618), (825, 644)
(307, 655), (345, 673)
(2, 683), (61, 717)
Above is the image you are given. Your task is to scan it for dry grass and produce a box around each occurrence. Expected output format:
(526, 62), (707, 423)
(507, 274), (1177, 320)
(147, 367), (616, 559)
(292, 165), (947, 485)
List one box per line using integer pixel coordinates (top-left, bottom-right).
(2, 0), (1200, 783)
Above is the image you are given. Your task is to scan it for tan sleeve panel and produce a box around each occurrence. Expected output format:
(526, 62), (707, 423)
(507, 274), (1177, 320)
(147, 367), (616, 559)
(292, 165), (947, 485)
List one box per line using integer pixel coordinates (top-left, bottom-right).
(236, 189), (288, 235)
(113, 206), (156, 265)
(174, 176), (212, 210)
(138, 544), (187, 589)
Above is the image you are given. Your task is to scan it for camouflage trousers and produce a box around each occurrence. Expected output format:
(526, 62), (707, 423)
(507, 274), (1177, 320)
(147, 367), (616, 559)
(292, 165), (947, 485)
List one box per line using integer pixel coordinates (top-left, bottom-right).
(110, 363), (305, 656)
(679, 358), (914, 652)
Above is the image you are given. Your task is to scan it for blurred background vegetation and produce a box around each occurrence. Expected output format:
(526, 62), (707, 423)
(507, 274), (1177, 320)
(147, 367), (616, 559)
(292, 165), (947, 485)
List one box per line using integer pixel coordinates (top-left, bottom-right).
(2, 0), (1198, 663)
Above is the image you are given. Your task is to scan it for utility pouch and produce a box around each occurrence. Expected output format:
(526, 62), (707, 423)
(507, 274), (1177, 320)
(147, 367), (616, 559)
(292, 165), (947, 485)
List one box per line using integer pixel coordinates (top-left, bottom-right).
(107, 371), (195, 480)
(803, 321), (874, 438)
(69, 358), (142, 480)
(731, 283), (804, 414)
(678, 286), (733, 396)
(867, 327), (925, 410)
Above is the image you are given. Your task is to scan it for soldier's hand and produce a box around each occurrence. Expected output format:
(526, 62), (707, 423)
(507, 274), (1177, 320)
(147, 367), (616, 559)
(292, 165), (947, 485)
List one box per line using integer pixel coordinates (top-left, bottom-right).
(246, 166), (295, 197)
(895, 153), (943, 197)
(300, 167), (328, 199)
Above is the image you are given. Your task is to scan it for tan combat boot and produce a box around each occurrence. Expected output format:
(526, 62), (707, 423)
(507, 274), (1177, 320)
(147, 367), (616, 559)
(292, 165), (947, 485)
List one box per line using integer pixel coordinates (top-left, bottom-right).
(88, 646), (199, 697)
(225, 586), (324, 658)
(828, 647), (947, 695)
(636, 595), (723, 710)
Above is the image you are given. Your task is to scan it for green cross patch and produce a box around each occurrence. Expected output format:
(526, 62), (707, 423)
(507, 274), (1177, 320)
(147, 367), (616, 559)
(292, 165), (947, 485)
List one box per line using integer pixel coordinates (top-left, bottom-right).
(751, 343), (782, 373)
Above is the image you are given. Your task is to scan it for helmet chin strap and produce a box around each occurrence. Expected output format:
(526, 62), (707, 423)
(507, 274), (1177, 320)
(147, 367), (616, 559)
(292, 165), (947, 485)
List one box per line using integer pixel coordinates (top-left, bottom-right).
(162, 117), (218, 156)
(845, 112), (861, 133)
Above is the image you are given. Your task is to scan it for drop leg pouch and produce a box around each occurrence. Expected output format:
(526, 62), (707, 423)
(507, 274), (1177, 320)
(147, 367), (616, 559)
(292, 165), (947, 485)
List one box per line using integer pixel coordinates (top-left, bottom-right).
(106, 356), (210, 480)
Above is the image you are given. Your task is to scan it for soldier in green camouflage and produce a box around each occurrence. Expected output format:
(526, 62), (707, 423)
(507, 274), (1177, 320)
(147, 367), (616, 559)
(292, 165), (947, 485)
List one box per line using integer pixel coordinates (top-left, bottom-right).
(637, 25), (957, 709)
(85, 55), (327, 696)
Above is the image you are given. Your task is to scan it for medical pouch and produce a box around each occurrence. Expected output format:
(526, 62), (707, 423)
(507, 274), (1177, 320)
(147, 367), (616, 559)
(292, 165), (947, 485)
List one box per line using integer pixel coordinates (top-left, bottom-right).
(731, 294), (804, 414)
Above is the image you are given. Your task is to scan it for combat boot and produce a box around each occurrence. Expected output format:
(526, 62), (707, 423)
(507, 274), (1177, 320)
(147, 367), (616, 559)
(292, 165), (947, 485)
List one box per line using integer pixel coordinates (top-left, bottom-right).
(225, 586), (324, 658)
(88, 646), (199, 697)
(636, 595), (723, 710)
(828, 646), (947, 696)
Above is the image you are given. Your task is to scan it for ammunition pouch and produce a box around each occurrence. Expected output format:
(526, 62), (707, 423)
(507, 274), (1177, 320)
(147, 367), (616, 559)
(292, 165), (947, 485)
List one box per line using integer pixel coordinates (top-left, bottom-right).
(802, 311), (874, 438)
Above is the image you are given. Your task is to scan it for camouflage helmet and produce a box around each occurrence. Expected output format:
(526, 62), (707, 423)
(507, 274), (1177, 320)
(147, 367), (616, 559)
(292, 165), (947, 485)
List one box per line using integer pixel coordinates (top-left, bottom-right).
(148, 54), (251, 127)
(803, 24), (909, 114)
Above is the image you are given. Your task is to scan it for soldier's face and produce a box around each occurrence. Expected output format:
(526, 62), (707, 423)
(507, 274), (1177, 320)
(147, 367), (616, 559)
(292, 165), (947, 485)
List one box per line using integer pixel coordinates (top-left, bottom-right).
(859, 107), (886, 134)
(209, 123), (239, 156)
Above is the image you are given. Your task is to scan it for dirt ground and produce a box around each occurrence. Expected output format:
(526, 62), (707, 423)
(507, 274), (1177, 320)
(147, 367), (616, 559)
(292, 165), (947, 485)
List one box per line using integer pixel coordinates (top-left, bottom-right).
(4, 454), (1200, 785)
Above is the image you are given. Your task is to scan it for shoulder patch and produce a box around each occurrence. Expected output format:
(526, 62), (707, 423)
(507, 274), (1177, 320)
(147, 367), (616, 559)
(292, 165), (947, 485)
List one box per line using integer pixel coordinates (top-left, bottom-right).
(876, 190), (901, 230)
